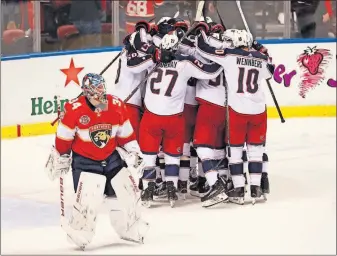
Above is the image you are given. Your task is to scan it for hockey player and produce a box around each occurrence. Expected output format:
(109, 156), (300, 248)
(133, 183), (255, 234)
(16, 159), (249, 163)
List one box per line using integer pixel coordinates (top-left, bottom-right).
(175, 21), (227, 200)
(45, 73), (148, 249)
(195, 28), (274, 205)
(122, 0), (164, 34)
(138, 33), (226, 208)
(112, 25), (160, 140)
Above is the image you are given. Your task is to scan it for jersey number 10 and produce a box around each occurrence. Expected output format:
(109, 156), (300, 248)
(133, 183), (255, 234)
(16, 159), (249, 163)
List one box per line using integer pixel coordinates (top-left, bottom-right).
(237, 68), (259, 94)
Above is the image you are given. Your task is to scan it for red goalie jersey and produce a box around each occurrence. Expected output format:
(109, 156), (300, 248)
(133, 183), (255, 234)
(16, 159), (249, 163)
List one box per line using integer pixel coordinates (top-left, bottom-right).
(123, 0), (164, 33)
(55, 95), (136, 161)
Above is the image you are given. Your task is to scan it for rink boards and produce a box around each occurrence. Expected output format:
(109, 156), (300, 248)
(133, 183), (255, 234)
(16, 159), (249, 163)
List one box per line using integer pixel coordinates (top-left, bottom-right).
(1, 38), (336, 139)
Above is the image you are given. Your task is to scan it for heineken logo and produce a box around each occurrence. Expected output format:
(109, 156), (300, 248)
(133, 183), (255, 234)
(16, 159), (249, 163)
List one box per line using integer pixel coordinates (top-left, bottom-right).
(31, 96), (69, 116)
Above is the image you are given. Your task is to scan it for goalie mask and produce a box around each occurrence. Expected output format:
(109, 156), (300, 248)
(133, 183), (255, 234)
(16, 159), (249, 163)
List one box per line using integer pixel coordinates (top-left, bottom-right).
(82, 73), (107, 107)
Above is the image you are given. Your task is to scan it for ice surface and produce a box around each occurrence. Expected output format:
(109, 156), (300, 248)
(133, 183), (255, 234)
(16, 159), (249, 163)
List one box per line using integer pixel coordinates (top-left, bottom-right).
(1, 118), (336, 255)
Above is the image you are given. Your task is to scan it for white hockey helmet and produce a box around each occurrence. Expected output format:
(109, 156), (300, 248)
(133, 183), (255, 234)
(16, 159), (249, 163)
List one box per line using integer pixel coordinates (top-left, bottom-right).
(221, 29), (239, 48)
(161, 33), (179, 51)
(232, 29), (253, 48)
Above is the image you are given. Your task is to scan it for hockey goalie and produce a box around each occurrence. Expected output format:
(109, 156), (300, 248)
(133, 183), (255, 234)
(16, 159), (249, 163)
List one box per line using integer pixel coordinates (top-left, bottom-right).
(45, 73), (149, 249)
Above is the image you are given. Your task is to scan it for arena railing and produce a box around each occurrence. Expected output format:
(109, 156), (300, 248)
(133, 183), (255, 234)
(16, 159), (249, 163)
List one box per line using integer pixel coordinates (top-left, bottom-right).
(1, 0), (336, 60)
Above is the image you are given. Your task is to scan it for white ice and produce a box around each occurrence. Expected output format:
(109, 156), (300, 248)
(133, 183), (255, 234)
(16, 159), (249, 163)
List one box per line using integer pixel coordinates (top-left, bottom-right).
(1, 118), (336, 255)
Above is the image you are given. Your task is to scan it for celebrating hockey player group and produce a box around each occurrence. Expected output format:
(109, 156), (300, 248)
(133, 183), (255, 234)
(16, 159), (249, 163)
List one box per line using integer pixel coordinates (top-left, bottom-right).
(44, 7), (274, 250)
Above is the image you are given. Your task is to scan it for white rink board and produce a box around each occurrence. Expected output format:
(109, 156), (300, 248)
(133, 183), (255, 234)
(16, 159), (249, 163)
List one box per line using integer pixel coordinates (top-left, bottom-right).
(1, 118), (336, 254)
(1, 41), (336, 126)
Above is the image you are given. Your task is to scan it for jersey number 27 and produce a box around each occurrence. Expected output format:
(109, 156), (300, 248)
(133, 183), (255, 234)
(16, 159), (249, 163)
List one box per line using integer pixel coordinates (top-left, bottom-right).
(150, 68), (178, 97)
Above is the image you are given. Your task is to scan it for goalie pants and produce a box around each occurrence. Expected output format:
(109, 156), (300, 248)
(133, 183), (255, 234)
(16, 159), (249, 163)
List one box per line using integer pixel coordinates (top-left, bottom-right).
(71, 150), (126, 197)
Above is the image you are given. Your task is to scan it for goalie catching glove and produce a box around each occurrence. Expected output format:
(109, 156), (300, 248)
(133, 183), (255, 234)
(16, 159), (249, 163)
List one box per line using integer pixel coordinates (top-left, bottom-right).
(45, 146), (71, 180)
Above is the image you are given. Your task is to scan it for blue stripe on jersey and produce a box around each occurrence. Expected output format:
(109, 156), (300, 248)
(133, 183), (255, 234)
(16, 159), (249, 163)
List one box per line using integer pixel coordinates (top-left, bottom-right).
(175, 53), (221, 73)
(225, 48), (268, 61)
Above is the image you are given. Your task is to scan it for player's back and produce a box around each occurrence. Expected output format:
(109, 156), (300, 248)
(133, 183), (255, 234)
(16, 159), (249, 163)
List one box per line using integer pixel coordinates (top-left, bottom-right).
(144, 54), (222, 115)
(223, 48), (272, 115)
(112, 52), (153, 107)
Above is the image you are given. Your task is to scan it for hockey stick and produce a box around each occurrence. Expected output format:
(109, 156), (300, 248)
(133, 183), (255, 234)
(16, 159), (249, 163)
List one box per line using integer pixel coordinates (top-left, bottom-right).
(50, 49), (125, 126)
(124, 1), (205, 103)
(235, 0), (285, 123)
(99, 49), (126, 76)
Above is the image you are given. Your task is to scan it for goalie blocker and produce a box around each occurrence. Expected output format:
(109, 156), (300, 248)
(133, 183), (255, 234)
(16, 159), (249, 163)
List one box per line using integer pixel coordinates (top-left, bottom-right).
(45, 73), (148, 249)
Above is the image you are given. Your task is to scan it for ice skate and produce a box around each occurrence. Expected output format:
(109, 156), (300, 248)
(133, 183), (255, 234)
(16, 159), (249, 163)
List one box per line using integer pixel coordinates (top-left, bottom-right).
(190, 176), (209, 197)
(141, 181), (156, 208)
(250, 185), (265, 205)
(177, 180), (188, 200)
(201, 178), (228, 208)
(228, 186), (245, 205)
(154, 181), (167, 199)
(167, 181), (178, 207)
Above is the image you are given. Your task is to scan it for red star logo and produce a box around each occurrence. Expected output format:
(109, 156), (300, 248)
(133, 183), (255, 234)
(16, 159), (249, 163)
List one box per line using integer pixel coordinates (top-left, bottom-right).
(60, 58), (84, 87)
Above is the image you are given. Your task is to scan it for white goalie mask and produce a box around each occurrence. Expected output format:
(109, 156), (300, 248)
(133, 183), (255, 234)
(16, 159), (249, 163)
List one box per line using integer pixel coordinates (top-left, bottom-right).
(161, 34), (179, 51)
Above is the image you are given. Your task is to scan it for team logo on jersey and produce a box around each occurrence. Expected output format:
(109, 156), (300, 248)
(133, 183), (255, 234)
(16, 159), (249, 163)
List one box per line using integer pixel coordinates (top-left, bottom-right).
(79, 115), (90, 125)
(89, 124), (112, 148)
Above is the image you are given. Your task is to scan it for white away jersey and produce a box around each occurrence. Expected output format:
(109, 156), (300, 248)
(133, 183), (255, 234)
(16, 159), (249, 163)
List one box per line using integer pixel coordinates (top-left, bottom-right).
(144, 54), (223, 115)
(112, 52), (155, 107)
(196, 73), (226, 107)
(196, 32), (272, 114)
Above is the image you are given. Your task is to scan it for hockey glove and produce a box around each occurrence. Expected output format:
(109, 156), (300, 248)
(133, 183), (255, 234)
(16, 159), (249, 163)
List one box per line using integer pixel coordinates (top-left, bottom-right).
(209, 23), (225, 34)
(149, 24), (158, 36)
(190, 21), (210, 36)
(135, 20), (152, 33)
(252, 40), (269, 56)
(45, 146), (71, 181)
(153, 49), (175, 63)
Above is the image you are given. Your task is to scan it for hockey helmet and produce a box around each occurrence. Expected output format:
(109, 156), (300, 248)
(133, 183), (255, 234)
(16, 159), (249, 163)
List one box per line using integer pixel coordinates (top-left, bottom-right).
(82, 73), (107, 105)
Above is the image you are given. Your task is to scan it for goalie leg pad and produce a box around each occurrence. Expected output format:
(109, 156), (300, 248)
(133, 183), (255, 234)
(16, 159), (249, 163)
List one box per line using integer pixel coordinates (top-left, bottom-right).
(110, 167), (149, 244)
(67, 172), (106, 248)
